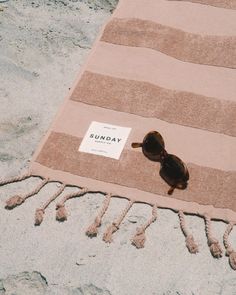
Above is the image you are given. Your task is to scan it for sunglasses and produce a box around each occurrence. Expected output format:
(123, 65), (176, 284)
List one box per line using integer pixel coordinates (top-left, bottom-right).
(131, 131), (189, 195)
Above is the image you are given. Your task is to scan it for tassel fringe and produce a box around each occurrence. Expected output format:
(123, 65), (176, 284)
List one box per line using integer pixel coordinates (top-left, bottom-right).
(86, 193), (112, 238)
(56, 203), (67, 222)
(103, 223), (118, 243)
(55, 187), (88, 222)
(86, 216), (101, 237)
(34, 184), (66, 226)
(228, 251), (236, 271)
(131, 204), (158, 249)
(178, 211), (199, 254)
(131, 227), (146, 249)
(34, 208), (45, 226)
(5, 195), (25, 209)
(204, 214), (222, 258)
(2, 172), (236, 270)
(5, 178), (49, 210)
(209, 240), (223, 259)
(185, 235), (199, 254)
(223, 222), (236, 270)
(103, 200), (134, 243)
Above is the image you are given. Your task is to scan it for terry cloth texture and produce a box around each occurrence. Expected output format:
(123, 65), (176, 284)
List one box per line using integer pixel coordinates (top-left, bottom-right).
(1, 0), (236, 269)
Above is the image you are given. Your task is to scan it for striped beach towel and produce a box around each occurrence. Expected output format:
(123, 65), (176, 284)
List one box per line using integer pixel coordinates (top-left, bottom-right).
(1, 0), (236, 269)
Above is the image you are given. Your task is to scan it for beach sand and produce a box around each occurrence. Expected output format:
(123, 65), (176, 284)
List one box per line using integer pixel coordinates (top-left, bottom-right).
(0, 1), (236, 294)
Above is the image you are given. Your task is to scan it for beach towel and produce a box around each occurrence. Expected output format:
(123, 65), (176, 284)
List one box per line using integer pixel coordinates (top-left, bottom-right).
(1, 0), (236, 269)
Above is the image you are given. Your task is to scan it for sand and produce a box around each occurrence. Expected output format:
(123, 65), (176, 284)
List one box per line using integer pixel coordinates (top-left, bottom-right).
(0, 1), (236, 294)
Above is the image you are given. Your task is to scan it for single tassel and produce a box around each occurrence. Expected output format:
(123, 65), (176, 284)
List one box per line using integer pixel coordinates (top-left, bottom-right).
(131, 227), (146, 249)
(5, 195), (24, 209)
(34, 184), (66, 226)
(204, 214), (222, 258)
(56, 203), (67, 222)
(34, 208), (45, 226)
(185, 235), (199, 254)
(103, 223), (118, 243)
(5, 178), (48, 210)
(131, 204), (158, 249)
(223, 222), (236, 270)
(226, 249), (236, 271)
(103, 200), (134, 243)
(86, 193), (112, 238)
(178, 211), (199, 254)
(55, 187), (88, 222)
(86, 216), (102, 237)
(208, 239), (223, 258)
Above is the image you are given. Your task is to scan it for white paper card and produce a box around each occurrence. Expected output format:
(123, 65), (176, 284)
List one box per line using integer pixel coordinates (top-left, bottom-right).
(79, 121), (131, 160)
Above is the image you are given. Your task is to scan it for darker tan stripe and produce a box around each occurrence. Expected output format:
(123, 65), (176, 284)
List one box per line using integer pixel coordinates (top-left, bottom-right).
(36, 132), (236, 212)
(101, 18), (236, 68)
(168, 0), (236, 10)
(70, 71), (236, 137)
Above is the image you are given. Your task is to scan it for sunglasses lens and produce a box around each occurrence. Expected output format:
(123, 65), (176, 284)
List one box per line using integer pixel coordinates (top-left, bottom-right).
(142, 131), (165, 161)
(160, 154), (189, 188)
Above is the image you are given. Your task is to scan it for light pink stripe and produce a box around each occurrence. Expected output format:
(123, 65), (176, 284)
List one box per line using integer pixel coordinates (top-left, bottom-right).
(86, 42), (236, 102)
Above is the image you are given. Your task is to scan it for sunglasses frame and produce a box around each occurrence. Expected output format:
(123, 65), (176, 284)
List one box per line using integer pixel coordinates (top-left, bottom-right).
(132, 131), (189, 195)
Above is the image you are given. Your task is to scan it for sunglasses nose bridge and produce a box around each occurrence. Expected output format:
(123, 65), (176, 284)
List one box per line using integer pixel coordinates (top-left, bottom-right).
(160, 149), (168, 162)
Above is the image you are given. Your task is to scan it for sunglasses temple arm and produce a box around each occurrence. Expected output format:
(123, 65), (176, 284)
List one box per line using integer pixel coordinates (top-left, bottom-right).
(131, 142), (143, 148)
(168, 186), (175, 195)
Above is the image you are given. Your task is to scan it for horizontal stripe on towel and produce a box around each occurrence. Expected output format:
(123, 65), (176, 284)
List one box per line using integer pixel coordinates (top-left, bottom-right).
(36, 132), (236, 212)
(71, 71), (236, 137)
(87, 42), (236, 102)
(101, 18), (236, 68)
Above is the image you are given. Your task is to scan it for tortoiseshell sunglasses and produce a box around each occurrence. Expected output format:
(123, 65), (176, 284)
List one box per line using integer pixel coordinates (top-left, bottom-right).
(132, 131), (189, 195)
